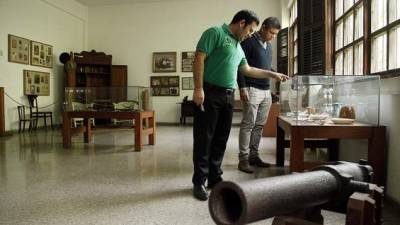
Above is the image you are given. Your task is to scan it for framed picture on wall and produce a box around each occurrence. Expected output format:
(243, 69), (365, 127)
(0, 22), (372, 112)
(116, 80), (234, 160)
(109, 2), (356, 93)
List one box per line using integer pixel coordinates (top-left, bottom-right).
(8, 34), (30, 64)
(30, 40), (53, 68)
(150, 75), (180, 96)
(181, 77), (194, 90)
(152, 52), (177, 73)
(23, 70), (50, 96)
(181, 51), (195, 72)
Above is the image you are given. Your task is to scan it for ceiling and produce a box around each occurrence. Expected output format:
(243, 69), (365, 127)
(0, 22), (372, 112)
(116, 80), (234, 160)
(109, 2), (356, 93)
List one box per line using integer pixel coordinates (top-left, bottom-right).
(76, 0), (192, 6)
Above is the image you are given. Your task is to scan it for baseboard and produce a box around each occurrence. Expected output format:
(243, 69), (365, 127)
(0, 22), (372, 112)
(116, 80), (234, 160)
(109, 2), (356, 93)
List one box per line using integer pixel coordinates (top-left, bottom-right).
(0, 131), (13, 137)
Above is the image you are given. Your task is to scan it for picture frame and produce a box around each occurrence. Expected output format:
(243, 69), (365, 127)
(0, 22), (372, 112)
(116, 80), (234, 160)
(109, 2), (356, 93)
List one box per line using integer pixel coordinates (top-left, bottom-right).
(150, 75), (180, 96)
(8, 34), (30, 64)
(23, 70), (50, 96)
(31, 40), (53, 68)
(152, 52), (177, 73)
(181, 77), (195, 90)
(181, 51), (195, 72)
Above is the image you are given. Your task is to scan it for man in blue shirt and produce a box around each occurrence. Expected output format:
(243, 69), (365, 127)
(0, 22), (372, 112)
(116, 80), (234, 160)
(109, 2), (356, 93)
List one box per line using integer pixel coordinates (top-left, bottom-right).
(237, 17), (283, 173)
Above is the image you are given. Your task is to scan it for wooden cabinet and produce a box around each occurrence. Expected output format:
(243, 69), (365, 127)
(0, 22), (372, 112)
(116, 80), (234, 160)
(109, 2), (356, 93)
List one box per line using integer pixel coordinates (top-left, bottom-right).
(263, 103), (280, 137)
(111, 65), (128, 101)
(111, 65), (127, 87)
(66, 50), (112, 88)
(65, 50), (128, 100)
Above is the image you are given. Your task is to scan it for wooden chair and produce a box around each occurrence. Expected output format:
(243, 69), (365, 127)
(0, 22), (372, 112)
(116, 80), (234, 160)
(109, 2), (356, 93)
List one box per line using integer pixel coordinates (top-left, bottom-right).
(17, 106), (37, 132)
(30, 97), (53, 130)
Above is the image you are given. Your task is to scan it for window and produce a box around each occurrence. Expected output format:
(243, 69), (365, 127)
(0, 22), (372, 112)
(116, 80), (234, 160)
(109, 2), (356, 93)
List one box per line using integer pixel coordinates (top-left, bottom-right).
(289, 1), (298, 75)
(370, 0), (400, 75)
(334, 0), (362, 75)
(354, 42), (363, 75)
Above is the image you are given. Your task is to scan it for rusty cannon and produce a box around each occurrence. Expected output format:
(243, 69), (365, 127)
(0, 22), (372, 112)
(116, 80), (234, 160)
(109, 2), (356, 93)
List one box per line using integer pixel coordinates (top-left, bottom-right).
(208, 161), (383, 225)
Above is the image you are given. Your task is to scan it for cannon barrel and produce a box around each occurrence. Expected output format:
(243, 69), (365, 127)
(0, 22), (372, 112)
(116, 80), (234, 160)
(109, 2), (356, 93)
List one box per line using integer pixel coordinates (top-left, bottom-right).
(208, 161), (373, 225)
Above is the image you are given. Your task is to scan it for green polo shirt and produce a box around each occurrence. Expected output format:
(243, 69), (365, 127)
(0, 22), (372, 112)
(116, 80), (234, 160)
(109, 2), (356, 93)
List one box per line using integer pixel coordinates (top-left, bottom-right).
(196, 24), (248, 89)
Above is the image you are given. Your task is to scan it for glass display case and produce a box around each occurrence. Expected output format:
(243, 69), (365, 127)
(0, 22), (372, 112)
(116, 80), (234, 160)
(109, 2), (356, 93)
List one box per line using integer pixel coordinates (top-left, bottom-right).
(279, 75), (380, 125)
(63, 86), (152, 112)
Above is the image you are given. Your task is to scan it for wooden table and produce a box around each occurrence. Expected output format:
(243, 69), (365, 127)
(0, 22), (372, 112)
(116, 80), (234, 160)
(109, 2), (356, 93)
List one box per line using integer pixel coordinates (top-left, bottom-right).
(276, 115), (386, 186)
(62, 110), (155, 151)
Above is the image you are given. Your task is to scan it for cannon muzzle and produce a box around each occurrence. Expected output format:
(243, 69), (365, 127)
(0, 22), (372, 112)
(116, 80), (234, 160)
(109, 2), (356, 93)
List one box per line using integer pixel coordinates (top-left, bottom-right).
(208, 161), (373, 225)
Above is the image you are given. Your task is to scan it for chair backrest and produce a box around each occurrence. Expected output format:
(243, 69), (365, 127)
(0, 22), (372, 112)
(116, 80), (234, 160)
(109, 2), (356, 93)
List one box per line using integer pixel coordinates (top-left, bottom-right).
(17, 106), (28, 120)
(27, 96), (39, 113)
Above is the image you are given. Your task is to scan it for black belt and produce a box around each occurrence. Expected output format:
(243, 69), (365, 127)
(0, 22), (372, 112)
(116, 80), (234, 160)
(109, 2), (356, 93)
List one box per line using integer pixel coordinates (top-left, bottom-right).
(203, 82), (235, 95)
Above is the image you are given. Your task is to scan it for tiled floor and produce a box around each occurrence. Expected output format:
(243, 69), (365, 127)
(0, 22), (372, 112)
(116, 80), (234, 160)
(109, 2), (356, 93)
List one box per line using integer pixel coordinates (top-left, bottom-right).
(0, 125), (398, 225)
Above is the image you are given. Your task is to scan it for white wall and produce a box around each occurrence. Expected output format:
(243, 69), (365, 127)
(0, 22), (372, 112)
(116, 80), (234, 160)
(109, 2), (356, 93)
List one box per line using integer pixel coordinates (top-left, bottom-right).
(0, 0), (88, 131)
(88, 0), (281, 123)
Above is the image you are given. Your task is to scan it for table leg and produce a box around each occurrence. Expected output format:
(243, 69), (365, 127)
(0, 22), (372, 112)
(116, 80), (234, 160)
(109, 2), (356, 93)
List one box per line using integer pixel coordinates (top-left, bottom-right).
(276, 120), (285, 166)
(134, 113), (143, 151)
(149, 113), (155, 146)
(328, 139), (339, 161)
(44, 115), (47, 130)
(290, 127), (304, 172)
(84, 118), (92, 143)
(62, 113), (71, 148)
(368, 127), (386, 186)
(50, 113), (53, 129)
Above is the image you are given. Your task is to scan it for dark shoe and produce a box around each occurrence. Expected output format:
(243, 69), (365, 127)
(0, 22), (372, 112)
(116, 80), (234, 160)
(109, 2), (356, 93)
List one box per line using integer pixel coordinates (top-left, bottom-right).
(238, 160), (254, 173)
(193, 185), (208, 201)
(249, 157), (270, 168)
(207, 177), (223, 189)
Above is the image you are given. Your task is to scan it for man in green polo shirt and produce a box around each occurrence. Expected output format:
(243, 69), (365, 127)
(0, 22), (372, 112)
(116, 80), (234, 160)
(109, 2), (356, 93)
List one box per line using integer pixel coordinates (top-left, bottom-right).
(192, 10), (289, 201)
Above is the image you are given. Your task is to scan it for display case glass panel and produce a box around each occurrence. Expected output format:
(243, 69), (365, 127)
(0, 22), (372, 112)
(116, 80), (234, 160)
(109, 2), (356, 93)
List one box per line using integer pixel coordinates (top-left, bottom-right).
(64, 86), (152, 112)
(280, 75), (380, 125)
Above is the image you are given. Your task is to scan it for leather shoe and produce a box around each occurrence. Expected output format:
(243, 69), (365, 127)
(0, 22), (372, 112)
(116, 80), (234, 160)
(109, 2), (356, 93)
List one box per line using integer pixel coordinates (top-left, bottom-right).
(207, 177), (223, 189)
(249, 157), (270, 168)
(238, 160), (254, 173)
(193, 185), (208, 201)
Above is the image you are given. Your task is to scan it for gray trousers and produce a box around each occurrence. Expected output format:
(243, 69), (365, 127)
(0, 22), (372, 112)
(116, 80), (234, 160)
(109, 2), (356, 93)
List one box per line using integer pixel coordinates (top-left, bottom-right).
(239, 87), (272, 161)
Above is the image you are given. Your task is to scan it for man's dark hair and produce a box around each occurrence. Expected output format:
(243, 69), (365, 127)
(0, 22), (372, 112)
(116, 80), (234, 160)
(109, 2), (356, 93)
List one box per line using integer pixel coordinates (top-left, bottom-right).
(231, 10), (260, 26)
(262, 17), (281, 30)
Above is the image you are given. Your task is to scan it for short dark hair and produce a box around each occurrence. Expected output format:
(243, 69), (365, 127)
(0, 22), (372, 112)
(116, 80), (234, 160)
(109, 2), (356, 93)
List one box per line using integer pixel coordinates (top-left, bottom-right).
(262, 17), (281, 30)
(231, 10), (260, 26)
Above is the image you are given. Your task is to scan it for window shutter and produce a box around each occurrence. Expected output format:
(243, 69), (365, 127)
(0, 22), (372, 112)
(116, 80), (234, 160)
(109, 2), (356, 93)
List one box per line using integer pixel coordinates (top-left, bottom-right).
(277, 28), (288, 75)
(298, 0), (325, 75)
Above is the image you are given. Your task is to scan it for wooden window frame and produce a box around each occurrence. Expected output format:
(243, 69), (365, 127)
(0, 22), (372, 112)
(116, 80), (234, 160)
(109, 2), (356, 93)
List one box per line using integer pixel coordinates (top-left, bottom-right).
(366, 0), (400, 78)
(289, 1), (299, 76)
(333, 0), (364, 75)
(330, 0), (400, 78)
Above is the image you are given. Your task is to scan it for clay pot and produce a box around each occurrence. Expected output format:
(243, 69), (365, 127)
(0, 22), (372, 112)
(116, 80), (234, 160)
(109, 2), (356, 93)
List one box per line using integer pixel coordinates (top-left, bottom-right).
(339, 106), (356, 119)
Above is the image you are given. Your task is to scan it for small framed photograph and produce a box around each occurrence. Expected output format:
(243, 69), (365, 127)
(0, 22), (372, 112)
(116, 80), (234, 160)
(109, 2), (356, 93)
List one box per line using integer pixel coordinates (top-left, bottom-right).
(152, 87), (161, 96)
(153, 52), (176, 73)
(151, 77), (161, 86)
(23, 70), (50, 96)
(160, 87), (170, 96)
(8, 34), (30, 64)
(169, 76), (179, 86)
(31, 40), (53, 68)
(161, 77), (169, 86)
(170, 87), (179, 96)
(181, 77), (194, 90)
(150, 75), (180, 96)
(182, 51), (195, 72)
